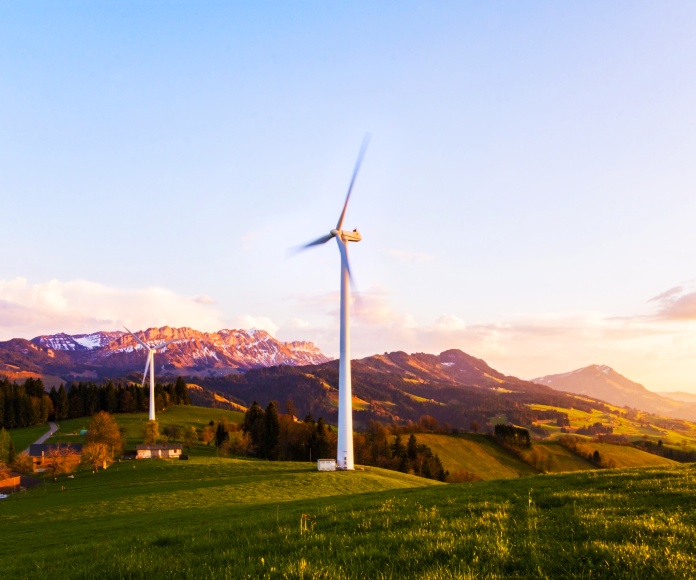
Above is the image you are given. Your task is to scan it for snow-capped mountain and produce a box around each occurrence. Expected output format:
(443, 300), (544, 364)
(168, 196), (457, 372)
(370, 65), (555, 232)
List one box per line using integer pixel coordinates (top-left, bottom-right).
(0, 326), (330, 381)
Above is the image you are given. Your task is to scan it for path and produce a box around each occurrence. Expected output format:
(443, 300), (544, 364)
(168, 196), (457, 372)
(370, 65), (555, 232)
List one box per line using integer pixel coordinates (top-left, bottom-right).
(22, 421), (59, 453)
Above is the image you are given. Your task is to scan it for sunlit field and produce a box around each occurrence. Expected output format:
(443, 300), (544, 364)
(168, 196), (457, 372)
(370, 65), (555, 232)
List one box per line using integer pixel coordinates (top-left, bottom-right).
(1, 457), (695, 578)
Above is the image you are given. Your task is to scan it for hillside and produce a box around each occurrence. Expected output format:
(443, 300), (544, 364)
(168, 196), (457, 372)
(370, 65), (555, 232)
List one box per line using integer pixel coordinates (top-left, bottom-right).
(533, 364), (696, 421)
(197, 349), (615, 431)
(1, 456), (695, 578)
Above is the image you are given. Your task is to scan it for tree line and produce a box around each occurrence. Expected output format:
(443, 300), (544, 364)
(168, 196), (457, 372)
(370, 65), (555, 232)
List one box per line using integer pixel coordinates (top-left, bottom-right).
(0, 376), (191, 429)
(206, 401), (448, 482)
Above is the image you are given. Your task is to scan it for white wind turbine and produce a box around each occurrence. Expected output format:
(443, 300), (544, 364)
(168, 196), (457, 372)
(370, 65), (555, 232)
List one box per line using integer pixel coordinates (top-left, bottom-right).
(124, 327), (178, 421)
(298, 138), (369, 470)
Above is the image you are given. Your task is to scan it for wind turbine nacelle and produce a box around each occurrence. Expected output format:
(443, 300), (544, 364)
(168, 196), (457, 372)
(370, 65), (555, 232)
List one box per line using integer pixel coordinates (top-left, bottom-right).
(332, 228), (362, 243)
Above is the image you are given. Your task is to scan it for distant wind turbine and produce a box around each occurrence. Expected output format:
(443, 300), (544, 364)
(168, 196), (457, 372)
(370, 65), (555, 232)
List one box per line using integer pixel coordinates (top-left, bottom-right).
(298, 137), (369, 470)
(124, 327), (177, 421)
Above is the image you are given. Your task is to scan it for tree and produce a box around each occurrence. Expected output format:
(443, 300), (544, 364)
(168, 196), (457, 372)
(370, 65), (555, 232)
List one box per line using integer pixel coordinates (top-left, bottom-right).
(144, 420), (160, 444)
(86, 411), (122, 456)
(182, 426), (198, 453)
(229, 432), (252, 456)
(44, 445), (79, 482)
(0, 427), (11, 464)
(174, 377), (190, 405)
(8, 438), (16, 465)
(201, 424), (215, 446)
(261, 401), (280, 460)
(12, 452), (33, 474)
(242, 401), (266, 454)
(53, 384), (67, 419)
(215, 421), (229, 449)
(81, 442), (113, 472)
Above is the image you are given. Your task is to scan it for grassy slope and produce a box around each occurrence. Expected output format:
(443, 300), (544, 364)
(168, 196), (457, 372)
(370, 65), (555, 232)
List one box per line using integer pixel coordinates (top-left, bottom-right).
(1, 458), (696, 578)
(573, 441), (678, 468)
(531, 441), (596, 472)
(7, 424), (52, 452)
(529, 403), (696, 450)
(415, 434), (538, 480)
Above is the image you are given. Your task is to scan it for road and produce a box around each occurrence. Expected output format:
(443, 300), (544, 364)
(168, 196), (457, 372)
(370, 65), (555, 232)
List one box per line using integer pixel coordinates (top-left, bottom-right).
(23, 421), (59, 453)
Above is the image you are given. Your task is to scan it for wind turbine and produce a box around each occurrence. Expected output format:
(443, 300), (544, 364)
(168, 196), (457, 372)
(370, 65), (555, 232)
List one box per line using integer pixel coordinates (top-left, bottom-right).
(124, 327), (178, 421)
(299, 138), (369, 470)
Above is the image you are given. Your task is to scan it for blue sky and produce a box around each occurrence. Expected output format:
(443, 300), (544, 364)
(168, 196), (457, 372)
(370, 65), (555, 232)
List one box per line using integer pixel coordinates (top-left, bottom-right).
(2, 2), (696, 391)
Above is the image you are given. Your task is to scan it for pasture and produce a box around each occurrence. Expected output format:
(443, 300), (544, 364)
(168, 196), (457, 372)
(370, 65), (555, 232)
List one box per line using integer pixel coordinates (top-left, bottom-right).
(1, 456), (695, 578)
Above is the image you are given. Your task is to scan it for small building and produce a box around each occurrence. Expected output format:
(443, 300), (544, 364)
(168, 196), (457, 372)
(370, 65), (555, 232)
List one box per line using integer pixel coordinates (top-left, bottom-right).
(28, 444), (83, 471)
(317, 458), (336, 471)
(0, 470), (21, 493)
(135, 444), (183, 459)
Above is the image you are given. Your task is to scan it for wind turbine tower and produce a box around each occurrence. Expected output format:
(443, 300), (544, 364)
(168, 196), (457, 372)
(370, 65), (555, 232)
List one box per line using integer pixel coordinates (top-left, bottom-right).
(124, 327), (177, 421)
(300, 138), (369, 470)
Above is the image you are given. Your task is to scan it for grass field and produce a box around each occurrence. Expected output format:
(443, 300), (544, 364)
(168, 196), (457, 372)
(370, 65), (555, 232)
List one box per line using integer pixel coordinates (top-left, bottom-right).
(1, 456), (696, 578)
(414, 433), (538, 480)
(7, 423), (53, 452)
(571, 441), (679, 469)
(529, 441), (595, 472)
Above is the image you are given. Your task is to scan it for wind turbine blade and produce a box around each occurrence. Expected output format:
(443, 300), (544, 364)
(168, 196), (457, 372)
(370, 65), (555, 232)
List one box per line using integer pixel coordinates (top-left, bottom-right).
(124, 326), (150, 350)
(336, 135), (370, 231)
(153, 339), (178, 351)
(299, 232), (335, 251)
(141, 355), (151, 389)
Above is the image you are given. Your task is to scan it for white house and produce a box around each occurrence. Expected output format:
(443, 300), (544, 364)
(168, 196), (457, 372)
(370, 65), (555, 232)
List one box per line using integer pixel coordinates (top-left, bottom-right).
(135, 444), (183, 459)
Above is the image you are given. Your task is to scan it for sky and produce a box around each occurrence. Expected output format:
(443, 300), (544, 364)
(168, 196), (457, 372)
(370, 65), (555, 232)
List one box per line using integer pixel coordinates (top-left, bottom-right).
(1, 1), (696, 392)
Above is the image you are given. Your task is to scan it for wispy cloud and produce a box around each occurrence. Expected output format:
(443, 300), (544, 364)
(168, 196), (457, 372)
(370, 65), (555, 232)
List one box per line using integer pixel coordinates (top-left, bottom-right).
(0, 277), (225, 340)
(649, 284), (696, 321)
(234, 315), (279, 337)
(283, 282), (696, 390)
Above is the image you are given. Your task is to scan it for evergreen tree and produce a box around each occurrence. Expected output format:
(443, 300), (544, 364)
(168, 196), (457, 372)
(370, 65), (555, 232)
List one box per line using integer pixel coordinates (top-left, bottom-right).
(242, 401), (266, 454)
(261, 401), (280, 460)
(8, 438), (16, 465)
(174, 377), (190, 405)
(56, 385), (69, 420)
(215, 421), (229, 449)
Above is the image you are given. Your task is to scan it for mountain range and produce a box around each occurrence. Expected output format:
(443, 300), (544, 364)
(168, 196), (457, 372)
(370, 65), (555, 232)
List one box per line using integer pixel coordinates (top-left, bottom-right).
(2, 327), (696, 425)
(0, 327), (329, 383)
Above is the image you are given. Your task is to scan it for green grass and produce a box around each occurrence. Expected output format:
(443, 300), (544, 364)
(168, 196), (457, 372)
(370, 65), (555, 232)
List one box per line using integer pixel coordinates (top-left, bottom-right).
(530, 442), (596, 472)
(7, 424), (52, 453)
(414, 434), (538, 480)
(2, 457), (696, 578)
(572, 441), (679, 469)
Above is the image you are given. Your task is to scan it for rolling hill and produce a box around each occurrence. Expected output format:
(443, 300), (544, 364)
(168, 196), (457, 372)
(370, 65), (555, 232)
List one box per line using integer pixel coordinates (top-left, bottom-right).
(2, 453), (695, 579)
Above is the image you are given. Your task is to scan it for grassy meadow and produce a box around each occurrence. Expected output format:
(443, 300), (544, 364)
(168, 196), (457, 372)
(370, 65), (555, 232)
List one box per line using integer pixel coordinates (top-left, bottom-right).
(2, 455), (696, 578)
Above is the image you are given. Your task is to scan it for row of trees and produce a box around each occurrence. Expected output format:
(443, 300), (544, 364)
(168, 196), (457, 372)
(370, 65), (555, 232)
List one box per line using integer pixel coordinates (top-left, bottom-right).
(204, 403), (448, 481)
(0, 377), (191, 428)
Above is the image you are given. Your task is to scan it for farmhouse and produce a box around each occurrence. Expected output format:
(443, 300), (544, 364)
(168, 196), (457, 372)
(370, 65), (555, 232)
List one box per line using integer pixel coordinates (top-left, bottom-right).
(136, 444), (183, 459)
(28, 444), (83, 471)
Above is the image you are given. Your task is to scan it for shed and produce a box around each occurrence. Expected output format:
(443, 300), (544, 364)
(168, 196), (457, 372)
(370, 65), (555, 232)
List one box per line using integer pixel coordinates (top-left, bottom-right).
(0, 470), (21, 493)
(317, 459), (336, 471)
